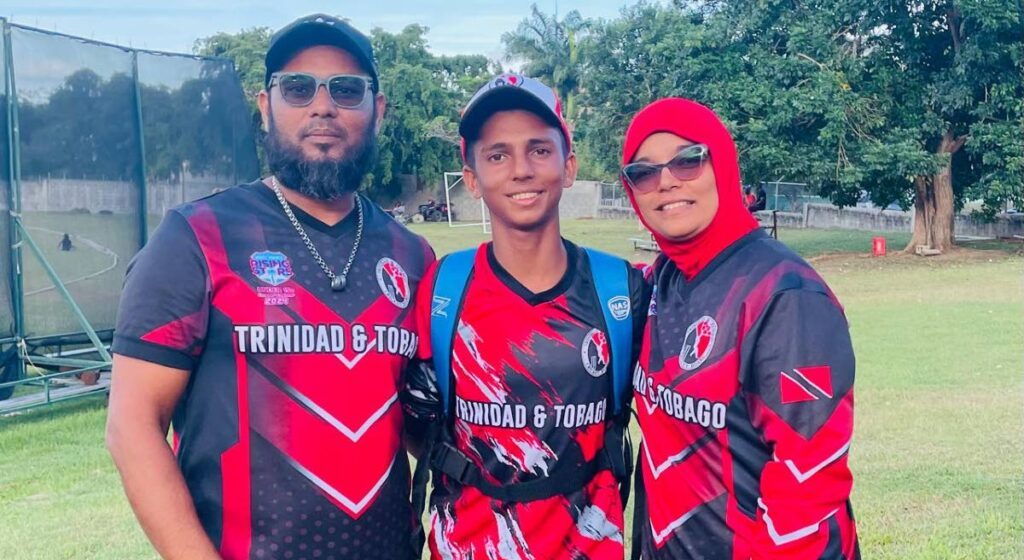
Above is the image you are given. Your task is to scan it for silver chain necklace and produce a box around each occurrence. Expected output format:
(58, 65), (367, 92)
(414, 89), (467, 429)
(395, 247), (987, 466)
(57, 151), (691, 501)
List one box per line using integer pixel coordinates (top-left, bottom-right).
(270, 176), (363, 291)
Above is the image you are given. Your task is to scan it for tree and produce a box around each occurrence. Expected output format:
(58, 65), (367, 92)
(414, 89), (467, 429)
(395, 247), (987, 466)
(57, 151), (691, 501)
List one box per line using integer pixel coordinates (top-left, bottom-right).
(869, 1), (1024, 252)
(575, 3), (714, 180)
(370, 25), (494, 200)
(576, 1), (1023, 253)
(139, 59), (260, 182)
(502, 4), (589, 118)
(193, 27), (272, 105)
(17, 62), (257, 185)
(18, 69), (139, 180)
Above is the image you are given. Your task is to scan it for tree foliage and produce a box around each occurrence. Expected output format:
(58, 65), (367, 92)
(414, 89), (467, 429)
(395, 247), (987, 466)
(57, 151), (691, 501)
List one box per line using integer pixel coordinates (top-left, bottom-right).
(193, 27), (273, 104)
(179, 3), (1022, 240)
(502, 4), (588, 117)
(557, 0), (1022, 246)
(17, 62), (257, 183)
(370, 25), (495, 200)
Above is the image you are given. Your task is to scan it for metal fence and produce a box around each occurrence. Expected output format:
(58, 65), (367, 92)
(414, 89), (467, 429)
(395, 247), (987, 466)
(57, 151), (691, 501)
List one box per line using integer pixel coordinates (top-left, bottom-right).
(1, 20), (259, 410)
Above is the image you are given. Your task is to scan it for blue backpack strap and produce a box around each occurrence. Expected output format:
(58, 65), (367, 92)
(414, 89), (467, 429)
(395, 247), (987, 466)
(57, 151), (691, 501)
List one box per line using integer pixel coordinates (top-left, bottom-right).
(584, 248), (633, 417)
(430, 248), (477, 414)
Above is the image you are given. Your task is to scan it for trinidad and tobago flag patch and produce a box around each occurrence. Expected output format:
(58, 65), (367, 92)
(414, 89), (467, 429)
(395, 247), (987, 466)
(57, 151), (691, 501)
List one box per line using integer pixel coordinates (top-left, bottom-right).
(780, 365), (834, 404)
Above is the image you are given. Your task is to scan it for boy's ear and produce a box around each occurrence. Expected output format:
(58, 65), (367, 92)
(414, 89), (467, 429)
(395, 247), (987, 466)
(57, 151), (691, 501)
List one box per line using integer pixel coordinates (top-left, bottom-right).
(562, 151), (578, 189)
(463, 165), (483, 200)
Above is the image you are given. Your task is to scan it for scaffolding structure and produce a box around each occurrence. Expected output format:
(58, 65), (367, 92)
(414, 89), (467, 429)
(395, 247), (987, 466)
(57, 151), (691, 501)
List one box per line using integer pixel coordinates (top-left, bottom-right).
(0, 20), (258, 413)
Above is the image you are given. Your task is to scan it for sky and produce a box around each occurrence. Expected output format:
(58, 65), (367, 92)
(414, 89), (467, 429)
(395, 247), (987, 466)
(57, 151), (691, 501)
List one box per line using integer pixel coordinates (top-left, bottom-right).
(4, 1), (638, 60)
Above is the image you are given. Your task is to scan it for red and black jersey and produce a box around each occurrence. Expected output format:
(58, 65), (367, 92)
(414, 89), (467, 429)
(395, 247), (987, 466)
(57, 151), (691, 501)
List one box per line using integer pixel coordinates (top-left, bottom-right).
(113, 181), (433, 560)
(414, 240), (648, 560)
(634, 229), (858, 560)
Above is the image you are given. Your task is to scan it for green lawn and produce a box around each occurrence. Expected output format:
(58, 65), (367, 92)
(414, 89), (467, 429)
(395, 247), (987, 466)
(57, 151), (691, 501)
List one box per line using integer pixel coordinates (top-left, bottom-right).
(406, 219), (915, 260)
(0, 222), (1020, 559)
(18, 212), (140, 336)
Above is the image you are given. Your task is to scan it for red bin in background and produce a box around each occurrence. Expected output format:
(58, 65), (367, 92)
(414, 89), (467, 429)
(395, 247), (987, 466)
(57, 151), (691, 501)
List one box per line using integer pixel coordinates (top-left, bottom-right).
(872, 236), (887, 257)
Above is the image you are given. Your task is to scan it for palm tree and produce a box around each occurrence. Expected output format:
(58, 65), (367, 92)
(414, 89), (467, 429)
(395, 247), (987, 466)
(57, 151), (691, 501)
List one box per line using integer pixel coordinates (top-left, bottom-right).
(501, 4), (588, 119)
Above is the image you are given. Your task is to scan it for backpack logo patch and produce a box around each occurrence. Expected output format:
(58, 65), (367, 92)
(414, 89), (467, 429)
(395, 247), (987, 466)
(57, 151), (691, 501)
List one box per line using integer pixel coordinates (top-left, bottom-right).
(431, 296), (451, 318)
(607, 295), (631, 321)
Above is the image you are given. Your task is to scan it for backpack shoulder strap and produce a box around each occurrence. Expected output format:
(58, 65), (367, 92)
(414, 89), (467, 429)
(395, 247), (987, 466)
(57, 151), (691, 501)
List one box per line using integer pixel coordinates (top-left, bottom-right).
(583, 248), (633, 416)
(430, 248), (477, 414)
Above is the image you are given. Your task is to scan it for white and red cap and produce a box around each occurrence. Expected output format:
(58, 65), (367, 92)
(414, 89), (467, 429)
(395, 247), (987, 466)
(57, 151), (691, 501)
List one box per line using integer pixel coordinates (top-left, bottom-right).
(458, 73), (572, 162)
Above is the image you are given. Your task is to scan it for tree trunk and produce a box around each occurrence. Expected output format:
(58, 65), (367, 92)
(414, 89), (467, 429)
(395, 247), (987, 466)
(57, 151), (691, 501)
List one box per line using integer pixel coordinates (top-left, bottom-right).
(906, 176), (932, 251)
(905, 130), (964, 254)
(931, 133), (957, 252)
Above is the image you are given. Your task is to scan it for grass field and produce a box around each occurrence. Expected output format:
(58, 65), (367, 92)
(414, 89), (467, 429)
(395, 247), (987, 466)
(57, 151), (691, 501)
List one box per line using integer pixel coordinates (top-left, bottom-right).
(19, 212), (139, 336)
(0, 220), (1020, 559)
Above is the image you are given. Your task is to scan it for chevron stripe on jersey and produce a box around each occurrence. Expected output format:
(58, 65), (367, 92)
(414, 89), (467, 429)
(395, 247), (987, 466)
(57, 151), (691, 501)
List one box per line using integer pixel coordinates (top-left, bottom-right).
(114, 182), (433, 560)
(634, 230), (859, 560)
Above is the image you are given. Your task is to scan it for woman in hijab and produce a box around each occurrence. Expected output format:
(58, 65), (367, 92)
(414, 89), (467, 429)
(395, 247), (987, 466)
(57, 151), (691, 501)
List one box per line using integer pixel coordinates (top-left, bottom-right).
(622, 98), (859, 560)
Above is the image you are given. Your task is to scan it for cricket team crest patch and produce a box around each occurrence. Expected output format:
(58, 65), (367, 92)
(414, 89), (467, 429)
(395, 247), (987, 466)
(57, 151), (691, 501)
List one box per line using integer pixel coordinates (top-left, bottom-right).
(376, 258), (411, 309)
(679, 316), (717, 371)
(581, 328), (611, 378)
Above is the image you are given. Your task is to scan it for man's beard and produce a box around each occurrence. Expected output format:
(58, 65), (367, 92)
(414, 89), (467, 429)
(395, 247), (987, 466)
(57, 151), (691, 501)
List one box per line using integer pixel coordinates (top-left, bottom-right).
(264, 112), (378, 201)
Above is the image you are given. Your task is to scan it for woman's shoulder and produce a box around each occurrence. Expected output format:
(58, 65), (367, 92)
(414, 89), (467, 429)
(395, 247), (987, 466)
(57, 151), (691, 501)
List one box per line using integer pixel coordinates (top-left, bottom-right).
(738, 235), (832, 296)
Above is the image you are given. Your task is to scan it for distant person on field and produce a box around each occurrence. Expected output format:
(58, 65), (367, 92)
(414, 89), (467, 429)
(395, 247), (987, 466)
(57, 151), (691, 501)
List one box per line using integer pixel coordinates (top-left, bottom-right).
(58, 233), (74, 251)
(743, 186), (756, 211)
(750, 181), (768, 212)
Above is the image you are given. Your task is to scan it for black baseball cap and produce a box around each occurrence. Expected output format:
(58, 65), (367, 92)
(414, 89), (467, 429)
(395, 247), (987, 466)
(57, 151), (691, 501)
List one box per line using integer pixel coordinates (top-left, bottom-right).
(459, 73), (572, 162)
(264, 14), (379, 92)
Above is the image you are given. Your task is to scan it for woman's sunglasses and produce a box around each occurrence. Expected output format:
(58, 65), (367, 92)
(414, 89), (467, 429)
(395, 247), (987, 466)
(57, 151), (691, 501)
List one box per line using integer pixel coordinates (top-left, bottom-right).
(268, 72), (373, 108)
(621, 144), (711, 193)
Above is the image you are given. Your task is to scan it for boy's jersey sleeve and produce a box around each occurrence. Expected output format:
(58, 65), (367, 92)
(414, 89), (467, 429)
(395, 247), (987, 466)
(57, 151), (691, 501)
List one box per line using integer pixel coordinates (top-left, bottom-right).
(745, 289), (858, 560)
(111, 211), (211, 371)
(414, 260), (440, 362)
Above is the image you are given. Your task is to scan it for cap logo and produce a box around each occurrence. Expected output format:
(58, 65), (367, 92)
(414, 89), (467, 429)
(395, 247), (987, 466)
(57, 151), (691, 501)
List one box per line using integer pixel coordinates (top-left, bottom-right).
(492, 74), (523, 89)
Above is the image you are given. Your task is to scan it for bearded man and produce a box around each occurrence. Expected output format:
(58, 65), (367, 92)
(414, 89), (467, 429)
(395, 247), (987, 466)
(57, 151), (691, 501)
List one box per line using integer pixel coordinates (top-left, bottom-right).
(106, 14), (433, 560)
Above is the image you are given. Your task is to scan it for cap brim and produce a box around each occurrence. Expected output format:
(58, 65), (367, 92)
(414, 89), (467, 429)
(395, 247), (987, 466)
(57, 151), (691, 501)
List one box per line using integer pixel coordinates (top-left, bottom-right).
(458, 88), (564, 141)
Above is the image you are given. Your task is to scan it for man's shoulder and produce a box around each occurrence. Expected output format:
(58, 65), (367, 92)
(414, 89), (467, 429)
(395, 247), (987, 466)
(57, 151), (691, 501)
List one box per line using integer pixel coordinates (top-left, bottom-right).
(172, 180), (265, 217)
(363, 197), (435, 266)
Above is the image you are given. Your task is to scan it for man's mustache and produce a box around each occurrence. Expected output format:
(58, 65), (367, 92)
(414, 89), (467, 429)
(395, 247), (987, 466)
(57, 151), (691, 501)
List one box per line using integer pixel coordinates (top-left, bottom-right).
(300, 120), (347, 140)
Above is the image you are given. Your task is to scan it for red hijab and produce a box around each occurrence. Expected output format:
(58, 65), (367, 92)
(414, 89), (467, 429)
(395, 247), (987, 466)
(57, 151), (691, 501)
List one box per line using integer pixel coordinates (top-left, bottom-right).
(622, 98), (758, 280)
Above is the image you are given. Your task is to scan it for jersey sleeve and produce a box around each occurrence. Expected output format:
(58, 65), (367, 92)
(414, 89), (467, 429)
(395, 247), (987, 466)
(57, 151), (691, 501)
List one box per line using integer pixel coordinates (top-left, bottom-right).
(414, 260), (439, 362)
(111, 210), (211, 371)
(403, 260), (441, 440)
(627, 264), (653, 367)
(745, 289), (858, 560)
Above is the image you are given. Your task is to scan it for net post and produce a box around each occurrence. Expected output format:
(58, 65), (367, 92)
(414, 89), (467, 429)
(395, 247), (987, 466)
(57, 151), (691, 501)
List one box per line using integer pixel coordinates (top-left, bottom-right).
(130, 50), (149, 248)
(14, 221), (112, 363)
(4, 21), (27, 384)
